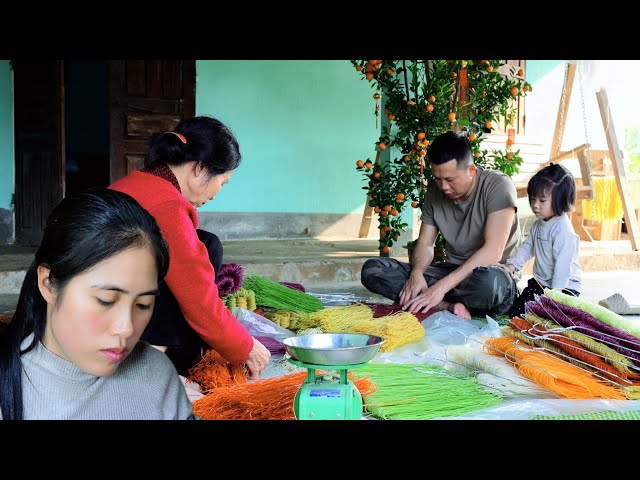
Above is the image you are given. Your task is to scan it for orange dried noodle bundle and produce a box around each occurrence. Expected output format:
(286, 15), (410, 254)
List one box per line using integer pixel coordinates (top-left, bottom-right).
(187, 349), (249, 394)
(192, 371), (377, 420)
(510, 317), (635, 384)
(485, 336), (627, 400)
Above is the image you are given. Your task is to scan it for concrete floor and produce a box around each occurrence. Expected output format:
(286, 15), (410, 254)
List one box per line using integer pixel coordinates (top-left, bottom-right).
(1, 237), (640, 317)
(306, 271), (640, 321)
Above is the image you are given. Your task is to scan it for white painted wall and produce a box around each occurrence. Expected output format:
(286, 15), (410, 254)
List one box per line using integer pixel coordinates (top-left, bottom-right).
(527, 60), (640, 158)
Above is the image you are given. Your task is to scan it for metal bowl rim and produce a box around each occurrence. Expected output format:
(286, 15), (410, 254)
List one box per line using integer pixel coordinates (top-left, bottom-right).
(282, 333), (385, 350)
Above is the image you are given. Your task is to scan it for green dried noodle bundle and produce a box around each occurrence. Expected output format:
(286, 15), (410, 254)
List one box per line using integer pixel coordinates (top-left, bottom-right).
(352, 363), (502, 420)
(242, 274), (324, 313)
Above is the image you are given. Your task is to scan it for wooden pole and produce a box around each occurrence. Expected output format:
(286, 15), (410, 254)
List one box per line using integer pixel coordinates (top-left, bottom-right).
(358, 195), (375, 238)
(595, 87), (640, 250)
(571, 148), (596, 240)
(358, 150), (382, 238)
(571, 201), (594, 242)
(576, 149), (595, 200)
(549, 62), (576, 159)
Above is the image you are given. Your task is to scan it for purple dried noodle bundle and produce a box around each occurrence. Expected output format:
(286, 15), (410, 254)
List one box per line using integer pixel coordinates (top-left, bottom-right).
(216, 263), (245, 296)
(525, 296), (640, 367)
(255, 336), (286, 355)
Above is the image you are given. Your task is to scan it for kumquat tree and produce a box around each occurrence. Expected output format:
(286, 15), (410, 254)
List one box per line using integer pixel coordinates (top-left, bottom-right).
(352, 60), (532, 256)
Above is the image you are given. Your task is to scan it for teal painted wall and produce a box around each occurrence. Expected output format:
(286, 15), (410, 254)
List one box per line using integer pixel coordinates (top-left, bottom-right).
(521, 60), (566, 143)
(195, 60), (378, 214)
(0, 59), (583, 222)
(0, 60), (13, 210)
(525, 60), (562, 85)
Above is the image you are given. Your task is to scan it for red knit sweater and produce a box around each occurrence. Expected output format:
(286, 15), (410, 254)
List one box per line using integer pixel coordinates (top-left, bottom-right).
(109, 170), (253, 363)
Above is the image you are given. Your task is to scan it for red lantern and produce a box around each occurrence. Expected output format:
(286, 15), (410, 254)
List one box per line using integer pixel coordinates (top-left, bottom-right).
(459, 68), (468, 87)
(506, 111), (516, 146)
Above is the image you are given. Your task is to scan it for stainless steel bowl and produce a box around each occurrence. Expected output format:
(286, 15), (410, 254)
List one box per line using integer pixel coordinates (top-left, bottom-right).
(283, 333), (385, 365)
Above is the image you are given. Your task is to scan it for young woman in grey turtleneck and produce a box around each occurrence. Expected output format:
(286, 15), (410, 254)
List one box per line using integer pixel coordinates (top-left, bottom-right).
(0, 189), (194, 420)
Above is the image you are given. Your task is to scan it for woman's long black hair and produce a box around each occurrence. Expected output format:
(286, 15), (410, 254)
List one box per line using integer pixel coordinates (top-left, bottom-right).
(145, 115), (242, 177)
(0, 188), (169, 420)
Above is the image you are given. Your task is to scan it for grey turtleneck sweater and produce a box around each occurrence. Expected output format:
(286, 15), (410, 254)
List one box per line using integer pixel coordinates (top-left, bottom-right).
(506, 214), (582, 292)
(3, 334), (194, 420)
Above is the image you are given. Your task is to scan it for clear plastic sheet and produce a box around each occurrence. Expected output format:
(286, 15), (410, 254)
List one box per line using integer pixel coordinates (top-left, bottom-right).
(363, 311), (640, 419)
(436, 397), (640, 420)
(232, 306), (295, 342)
(241, 298), (640, 419)
(372, 310), (501, 365)
(232, 307), (305, 378)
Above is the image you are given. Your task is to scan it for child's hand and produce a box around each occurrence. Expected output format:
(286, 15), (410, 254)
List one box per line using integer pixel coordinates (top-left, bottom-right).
(493, 262), (515, 275)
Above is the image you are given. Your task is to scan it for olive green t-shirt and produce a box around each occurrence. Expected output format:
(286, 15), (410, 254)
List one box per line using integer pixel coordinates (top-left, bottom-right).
(420, 166), (521, 265)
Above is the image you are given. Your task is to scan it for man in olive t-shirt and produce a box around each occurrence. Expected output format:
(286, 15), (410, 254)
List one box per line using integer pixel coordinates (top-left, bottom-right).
(361, 131), (521, 318)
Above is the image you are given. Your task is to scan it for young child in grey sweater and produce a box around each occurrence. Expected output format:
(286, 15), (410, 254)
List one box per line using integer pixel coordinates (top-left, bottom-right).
(502, 163), (582, 317)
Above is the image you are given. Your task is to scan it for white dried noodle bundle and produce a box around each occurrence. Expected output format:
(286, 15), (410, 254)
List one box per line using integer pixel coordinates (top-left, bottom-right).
(445, 344), (552, 397)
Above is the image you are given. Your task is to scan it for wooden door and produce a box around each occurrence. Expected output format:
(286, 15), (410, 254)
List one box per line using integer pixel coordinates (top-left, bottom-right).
(109, 60), (196, 183)
(12, 60), (64, 246)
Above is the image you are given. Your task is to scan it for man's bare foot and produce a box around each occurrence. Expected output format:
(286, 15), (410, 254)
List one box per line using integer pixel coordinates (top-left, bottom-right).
(451, 302), (471, 320)
(433, 300), (471, 320)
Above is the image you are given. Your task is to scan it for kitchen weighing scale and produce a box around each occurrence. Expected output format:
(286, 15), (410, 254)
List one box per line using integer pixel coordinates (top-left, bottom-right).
(282, 333), (385, 420)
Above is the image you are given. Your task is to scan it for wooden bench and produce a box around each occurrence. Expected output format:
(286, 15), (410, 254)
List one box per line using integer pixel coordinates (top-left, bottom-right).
(481, 135), (594, 198)
(516, 184), (595, 200)
(482, 135), (599, 241)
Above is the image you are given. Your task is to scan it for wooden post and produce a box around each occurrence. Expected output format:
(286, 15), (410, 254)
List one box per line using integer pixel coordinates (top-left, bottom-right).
(570, 202), (594, 242)
(576, 150), (595, 200)
(571, 148), (596, 241)
(358, 150), (382, 238)
(549, 62), (576, 159)
(358, 195), (375, 238)
(595, 87), (640, 250)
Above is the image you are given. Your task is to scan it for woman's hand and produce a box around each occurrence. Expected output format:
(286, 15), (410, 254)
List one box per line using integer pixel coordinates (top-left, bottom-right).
(179, 375), (205, 402)
(245, 337), (271, 380)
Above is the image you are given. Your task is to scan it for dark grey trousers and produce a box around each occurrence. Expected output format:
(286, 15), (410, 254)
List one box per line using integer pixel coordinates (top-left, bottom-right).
(361, 258), (518, 316)
(142, 229), (222, 376)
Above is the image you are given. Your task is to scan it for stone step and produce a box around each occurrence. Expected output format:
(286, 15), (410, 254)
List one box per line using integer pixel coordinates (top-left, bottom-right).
(1, 237), (639, 303)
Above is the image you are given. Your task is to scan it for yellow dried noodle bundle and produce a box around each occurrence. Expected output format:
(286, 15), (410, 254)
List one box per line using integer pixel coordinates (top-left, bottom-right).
(302, 304), (374, 331)
(264, 309), (309, 330)
(375, 311), (425, 352)
(302, 304), (424, 352)
(223, 287), (256, 311)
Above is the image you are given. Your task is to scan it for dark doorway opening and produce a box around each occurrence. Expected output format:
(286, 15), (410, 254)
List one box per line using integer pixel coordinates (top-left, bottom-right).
(64, 60), (110, 196)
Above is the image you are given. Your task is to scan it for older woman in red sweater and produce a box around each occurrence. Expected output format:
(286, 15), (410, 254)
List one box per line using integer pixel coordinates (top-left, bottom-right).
(109, 116), (270, 378)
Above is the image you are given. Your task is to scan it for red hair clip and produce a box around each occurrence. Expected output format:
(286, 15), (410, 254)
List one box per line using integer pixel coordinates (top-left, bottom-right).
(166, 131), (187, 144)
